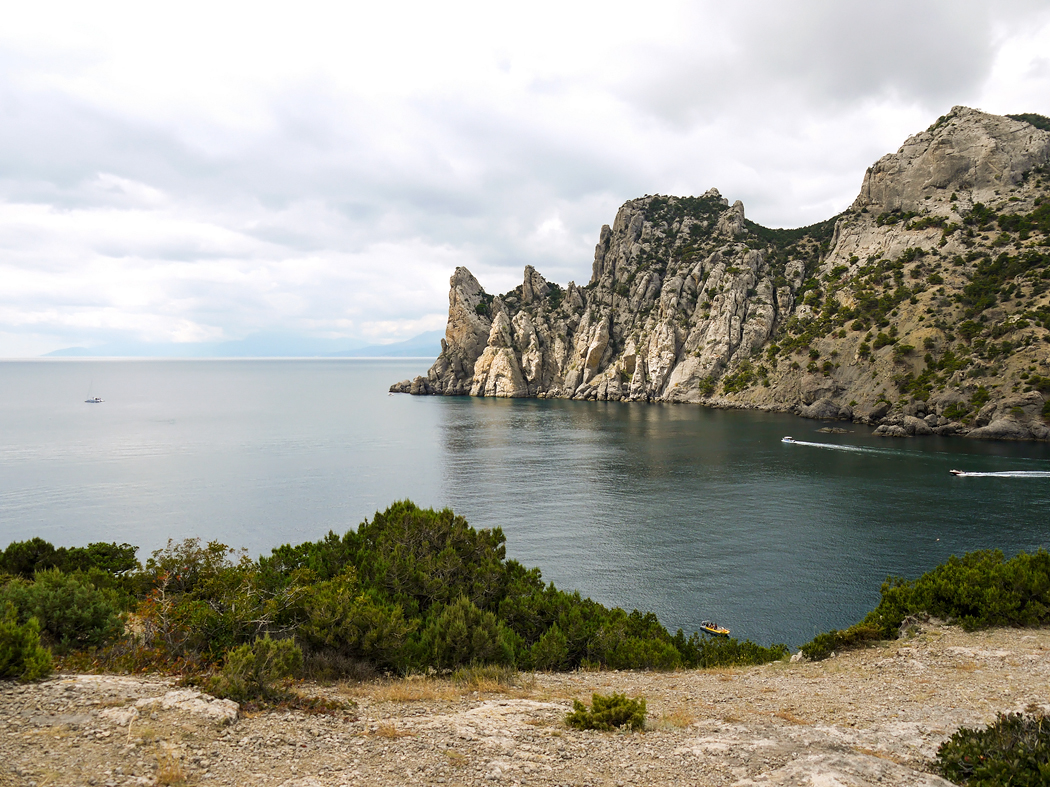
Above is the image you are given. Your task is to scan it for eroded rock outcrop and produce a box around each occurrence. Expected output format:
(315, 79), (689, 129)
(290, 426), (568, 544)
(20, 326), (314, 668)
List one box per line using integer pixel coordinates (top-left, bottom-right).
(394, 108), (1050, 441)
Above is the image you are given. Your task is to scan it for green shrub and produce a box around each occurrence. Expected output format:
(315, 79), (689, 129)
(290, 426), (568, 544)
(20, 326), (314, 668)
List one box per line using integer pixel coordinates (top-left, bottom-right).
(1006, 113), (1050, 132)
(1, 502), (796, 675)
(351, 501), (509, 617)
(971, 386), (991, 410)
(0, 538), (137, 579)
(0, 538), (59, 578)
(873, 332), (896, 349)
(566, 692), (646, 731)
(801, 549), (1050, 661)
(135, 538), (304, 663)
(595, 634), (682, 671)
(866, 549), (1050, 635)
(206, 635), (302, 703)
(798, 624), (883, 661)
(673, 631), (789, 667)
(297, 570), (412, 670)
(451, 663), (520, 689)
(530, 623), (570, 671)
(140, 538), (241, 597)
(413, 596), (516, 669)
(0, 570), (124, 653)
(0, 603), (52, 682)
(936, 712), (1050, 786)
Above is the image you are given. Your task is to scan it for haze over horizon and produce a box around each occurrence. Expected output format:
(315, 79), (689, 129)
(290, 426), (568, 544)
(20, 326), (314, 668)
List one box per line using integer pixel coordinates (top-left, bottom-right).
(2, 1), (1050, 358)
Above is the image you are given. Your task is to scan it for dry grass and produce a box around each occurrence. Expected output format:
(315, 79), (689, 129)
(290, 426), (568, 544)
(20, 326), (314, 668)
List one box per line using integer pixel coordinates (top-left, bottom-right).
(352, 679), (460, 704)
(851, 746), (907, 764)
(772, 708), (811, 725)
(650, 709), (696, 730)
(452, 665), (537, 696)
(374, 721), (415, 738)
(133, 725), (159, 745)
(37, 727), (71, 741)
(155, 746), (187, 786)
(445, 750), (469, 767)
(344, 669), (538, 704)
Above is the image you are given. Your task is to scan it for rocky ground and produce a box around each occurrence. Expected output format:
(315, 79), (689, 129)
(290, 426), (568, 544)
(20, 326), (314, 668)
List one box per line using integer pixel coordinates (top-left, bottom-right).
(3, 623), (1048, 787)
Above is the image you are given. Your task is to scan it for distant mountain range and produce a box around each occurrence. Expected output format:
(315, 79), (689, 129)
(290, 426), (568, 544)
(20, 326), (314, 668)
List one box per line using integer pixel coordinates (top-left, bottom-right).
(44, 330), (443, 359)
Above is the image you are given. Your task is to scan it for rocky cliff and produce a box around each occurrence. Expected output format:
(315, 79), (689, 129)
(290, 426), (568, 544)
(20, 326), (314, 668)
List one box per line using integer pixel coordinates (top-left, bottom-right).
(393, 107), (1050, 441)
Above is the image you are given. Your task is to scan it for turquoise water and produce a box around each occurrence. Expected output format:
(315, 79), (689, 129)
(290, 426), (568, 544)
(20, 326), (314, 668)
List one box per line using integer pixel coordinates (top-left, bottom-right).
(2, 359), (1049, 648)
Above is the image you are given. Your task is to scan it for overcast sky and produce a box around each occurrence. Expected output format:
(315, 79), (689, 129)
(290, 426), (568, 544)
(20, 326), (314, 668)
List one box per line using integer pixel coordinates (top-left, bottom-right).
(2, 1), (1049, 356)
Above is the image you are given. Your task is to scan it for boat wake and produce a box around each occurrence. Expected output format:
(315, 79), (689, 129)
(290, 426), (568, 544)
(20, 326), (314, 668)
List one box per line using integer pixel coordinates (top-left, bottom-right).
(949, 471), (1050, 478)
(780, 437), (897, 456)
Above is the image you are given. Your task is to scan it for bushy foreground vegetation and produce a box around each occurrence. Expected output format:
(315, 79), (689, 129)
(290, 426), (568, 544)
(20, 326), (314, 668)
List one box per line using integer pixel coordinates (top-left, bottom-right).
(0, 501), (787, 690)
(936, 712), (1050, 786)
(0, 603), (52, 681)
(801, 549), (1050, 660)
(566, 692), (647, 731)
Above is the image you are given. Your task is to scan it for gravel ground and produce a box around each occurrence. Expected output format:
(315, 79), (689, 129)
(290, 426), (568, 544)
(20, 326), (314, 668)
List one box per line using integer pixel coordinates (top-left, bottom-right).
(2, 622), (1048, 787)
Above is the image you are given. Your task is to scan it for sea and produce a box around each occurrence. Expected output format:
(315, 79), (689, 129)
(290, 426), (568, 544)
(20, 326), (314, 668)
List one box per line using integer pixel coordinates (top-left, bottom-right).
(2, 358), (1049, 649)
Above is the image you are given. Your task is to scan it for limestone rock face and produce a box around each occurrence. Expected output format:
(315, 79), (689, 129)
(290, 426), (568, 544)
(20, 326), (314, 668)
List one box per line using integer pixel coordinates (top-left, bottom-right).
(425, 267), (494, 395)
(968, 418), (1035, 441)
(798, 398), (850, 421)
(853, 106), (1050, 215)
(395, 108), (1050, 442)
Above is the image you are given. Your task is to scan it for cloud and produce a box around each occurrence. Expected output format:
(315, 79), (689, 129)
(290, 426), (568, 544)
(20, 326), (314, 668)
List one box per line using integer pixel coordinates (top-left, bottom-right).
(0, 1), (1048, 356)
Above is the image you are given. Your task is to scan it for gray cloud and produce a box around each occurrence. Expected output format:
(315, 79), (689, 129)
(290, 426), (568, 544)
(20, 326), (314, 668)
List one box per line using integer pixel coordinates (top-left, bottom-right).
(618, 1), (1029, 127)
(0, 2), (1048, 356)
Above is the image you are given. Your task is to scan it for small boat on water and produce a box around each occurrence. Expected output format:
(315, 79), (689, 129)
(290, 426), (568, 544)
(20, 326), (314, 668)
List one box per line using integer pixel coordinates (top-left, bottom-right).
(782, 436), (795, 443)
(700, 620), (730, 637)
(85, 397), (104, 404)
(949, 469), (964, 476)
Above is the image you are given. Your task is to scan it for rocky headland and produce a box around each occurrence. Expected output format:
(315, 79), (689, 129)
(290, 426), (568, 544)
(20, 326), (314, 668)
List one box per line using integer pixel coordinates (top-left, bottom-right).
(393, 107), (1050, 441)
(3, 623), (1048, 786)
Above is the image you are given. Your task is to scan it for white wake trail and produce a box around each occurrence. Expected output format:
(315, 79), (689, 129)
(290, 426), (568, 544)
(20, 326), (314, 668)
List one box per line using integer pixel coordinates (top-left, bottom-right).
(951, 471), (1050, 478)
(783, 440), (1050, 474)
(781, 439), (900, 456)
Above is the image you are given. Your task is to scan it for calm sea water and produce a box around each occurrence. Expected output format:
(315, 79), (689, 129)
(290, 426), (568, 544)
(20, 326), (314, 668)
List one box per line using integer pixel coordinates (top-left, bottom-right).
(2, 359), (1049, 648)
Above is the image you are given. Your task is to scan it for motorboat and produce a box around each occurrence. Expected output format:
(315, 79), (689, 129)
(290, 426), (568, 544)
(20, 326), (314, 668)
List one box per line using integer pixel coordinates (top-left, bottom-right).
(949, 469), (964, 476)
(85, 397), (104, 404)
(700, 620), (730, 637)
(781, 436), (795, 443)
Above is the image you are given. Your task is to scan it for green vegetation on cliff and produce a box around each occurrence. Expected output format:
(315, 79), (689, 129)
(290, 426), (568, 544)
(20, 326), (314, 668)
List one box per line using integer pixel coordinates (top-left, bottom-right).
(801, 548), (1050, 660)
(413, 108), (1050, 440)
(0, 502), (787, 689)
(937, 711), (1050, 786)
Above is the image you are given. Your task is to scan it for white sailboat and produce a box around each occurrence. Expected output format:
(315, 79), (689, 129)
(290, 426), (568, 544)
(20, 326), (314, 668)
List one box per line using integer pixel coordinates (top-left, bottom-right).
(85, 378), (104, 403)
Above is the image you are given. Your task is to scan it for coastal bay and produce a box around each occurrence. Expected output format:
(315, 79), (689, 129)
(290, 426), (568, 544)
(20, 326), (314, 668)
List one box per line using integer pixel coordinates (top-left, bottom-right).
(2, 359), (1048, 648)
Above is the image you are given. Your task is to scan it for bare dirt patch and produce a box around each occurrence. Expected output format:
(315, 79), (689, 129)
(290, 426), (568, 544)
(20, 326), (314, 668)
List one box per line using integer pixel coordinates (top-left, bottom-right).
(2, 623), (1047, 786)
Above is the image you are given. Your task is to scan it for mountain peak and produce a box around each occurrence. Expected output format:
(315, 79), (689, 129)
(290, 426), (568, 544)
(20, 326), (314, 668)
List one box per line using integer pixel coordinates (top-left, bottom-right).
(852, 105), (1050, 216)
(396, 108), (1050, 442)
